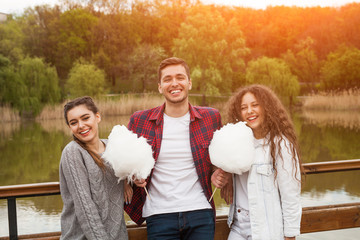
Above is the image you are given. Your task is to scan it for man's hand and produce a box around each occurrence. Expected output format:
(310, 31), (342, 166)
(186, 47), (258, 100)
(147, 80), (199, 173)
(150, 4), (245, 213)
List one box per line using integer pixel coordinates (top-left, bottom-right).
(211, 168), (231, 188)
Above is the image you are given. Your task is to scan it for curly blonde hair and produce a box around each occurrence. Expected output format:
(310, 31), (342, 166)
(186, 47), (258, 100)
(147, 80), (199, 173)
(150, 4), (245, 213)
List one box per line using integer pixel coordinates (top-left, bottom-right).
(227, 84), (303, 181)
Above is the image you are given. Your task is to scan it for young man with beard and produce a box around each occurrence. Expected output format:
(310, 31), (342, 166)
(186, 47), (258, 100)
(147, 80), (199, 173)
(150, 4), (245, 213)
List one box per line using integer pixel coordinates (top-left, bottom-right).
(124, 57), (228, 239)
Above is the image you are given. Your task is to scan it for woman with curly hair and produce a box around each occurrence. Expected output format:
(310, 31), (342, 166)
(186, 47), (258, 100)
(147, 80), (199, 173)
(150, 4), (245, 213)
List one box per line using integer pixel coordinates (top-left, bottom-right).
(224, 84), (303, 240)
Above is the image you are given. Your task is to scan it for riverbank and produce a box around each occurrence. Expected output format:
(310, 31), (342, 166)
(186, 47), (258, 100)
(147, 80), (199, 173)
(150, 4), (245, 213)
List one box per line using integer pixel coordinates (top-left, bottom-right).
(302, 89), (360, 110)
(1, 89), (359, 122)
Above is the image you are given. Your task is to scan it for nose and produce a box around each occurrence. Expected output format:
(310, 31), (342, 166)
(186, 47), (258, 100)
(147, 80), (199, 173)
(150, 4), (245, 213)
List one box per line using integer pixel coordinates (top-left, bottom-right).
(247, 106), (253, 114)
(78, 120), (85, 129)
(170, 77), (179, 86)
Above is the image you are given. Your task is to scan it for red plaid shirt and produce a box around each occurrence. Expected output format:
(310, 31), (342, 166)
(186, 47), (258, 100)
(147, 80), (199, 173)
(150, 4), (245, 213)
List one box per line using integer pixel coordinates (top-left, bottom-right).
(124, 103), (222, 225)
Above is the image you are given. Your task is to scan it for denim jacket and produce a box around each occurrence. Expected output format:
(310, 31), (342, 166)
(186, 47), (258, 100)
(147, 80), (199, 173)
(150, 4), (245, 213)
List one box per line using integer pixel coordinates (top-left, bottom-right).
(227, 137), (302, 240)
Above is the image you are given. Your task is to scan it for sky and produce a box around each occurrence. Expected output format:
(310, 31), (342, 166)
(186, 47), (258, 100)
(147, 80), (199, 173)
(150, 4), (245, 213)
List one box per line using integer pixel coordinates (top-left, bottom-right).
(1, 0), (360, 14)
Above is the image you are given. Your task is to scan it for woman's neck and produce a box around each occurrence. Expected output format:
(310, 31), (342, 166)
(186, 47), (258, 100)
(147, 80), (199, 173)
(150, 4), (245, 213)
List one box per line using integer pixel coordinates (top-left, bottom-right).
(86, 139), (105, 154)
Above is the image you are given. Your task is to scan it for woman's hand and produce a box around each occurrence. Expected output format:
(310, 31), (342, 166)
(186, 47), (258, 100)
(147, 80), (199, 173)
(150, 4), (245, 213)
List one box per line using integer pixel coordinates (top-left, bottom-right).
(220, 177), (233, 205)
(124, 180), (133, 204)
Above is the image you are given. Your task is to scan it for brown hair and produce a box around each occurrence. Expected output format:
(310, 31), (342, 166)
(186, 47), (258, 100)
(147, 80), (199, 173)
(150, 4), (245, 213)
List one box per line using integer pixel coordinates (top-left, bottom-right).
(227, 84), (304, 181)
(158, 57), (190, 82)
(64, 96), (105, 170)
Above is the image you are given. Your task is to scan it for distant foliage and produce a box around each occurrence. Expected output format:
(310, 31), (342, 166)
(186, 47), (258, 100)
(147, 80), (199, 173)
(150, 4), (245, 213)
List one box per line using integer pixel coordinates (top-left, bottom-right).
(127, 44), (166, 92)
(245, 57), (300, 101)
(320, 46), (360, 90)
(0, 55), (61, 116)
(173, 5), (249, 96)
(1, 0), (360, 104)
(65, 61), (106, 98)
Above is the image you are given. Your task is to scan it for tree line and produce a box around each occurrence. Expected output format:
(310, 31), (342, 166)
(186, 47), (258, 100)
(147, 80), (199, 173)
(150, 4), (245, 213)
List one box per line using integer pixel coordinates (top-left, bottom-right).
(1, 0), (359, 115)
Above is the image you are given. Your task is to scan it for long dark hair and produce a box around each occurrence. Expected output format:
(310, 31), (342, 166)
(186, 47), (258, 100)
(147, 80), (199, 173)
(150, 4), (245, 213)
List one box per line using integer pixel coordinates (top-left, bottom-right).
(64, 96), (105, 170)
(227, 84), (304, 181)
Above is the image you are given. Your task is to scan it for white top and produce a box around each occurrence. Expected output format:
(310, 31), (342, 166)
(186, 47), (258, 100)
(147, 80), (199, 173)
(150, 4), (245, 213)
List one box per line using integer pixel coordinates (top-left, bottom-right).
(142, 112), (211, 217)
(228, 137), (301, 239)
(234, 171), (249, 210)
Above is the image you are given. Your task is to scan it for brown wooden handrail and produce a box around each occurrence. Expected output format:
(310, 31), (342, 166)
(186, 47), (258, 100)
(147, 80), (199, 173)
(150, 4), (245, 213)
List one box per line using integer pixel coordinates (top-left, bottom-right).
(1, 159), (360, 240)
(303, 159), (360, 174)
(0, 182), (60, 199)
(1, 159), (360, 199)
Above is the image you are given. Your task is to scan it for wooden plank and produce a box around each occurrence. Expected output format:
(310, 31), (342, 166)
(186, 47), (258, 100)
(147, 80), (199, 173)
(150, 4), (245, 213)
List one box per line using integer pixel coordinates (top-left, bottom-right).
(303, 159), (360, 174)
(0, 202), (359, 239)
(0, 182), (60, 199)
(301, 202), (360, 233)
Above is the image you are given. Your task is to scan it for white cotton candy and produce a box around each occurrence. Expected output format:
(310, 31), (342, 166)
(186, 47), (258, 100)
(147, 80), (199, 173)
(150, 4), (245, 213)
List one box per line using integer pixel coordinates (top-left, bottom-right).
(102, 125), (155, 183)
(209, 121), (255, 175)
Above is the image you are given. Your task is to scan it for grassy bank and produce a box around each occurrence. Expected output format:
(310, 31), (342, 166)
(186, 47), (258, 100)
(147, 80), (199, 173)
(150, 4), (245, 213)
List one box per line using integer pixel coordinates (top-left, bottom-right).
(36, 94), (165, 121)
(302, 89), (360, 110)
(0, 105), (20, 122)
(4, 89), (359, 123)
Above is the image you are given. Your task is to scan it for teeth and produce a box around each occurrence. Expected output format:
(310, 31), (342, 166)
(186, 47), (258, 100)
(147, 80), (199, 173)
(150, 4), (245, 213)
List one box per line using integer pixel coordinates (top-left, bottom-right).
(171, 90), (180, 94)
(248, 117), (256, 120)
(80, 130), (89, 134)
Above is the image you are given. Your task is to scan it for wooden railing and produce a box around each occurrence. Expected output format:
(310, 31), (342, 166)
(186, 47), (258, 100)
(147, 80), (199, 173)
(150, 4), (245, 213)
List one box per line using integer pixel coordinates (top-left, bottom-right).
(1, 159), (360, 240)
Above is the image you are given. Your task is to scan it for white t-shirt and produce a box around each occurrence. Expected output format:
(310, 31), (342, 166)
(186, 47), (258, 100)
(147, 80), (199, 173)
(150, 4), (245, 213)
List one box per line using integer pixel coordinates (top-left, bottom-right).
(142, 112), (211, 217)
(235, 171), (249, 210)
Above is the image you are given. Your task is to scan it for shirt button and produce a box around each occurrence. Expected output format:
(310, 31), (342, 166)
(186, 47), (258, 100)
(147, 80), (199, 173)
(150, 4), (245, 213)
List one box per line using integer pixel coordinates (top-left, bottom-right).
(237, 209), (241, 213)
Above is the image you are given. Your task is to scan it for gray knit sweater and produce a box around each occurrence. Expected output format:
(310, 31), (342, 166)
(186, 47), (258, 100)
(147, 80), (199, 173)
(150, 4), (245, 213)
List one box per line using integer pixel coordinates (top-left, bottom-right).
(59, 140), (128, 240)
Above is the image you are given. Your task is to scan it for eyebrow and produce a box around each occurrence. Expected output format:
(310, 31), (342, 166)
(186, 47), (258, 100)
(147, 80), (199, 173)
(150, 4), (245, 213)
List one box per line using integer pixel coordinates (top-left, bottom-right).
(69, 113), (90, 123)
(162, 73), (186, 79)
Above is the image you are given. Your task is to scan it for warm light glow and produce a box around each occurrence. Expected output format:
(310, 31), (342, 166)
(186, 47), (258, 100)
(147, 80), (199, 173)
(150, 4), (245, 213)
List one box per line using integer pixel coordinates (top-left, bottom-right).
(202, 0), (360, 9)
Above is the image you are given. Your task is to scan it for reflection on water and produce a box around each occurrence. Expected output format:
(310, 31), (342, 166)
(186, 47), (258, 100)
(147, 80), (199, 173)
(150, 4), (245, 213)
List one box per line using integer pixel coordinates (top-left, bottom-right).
(301, 110), (360, 129)
(0, 111), (360, 237)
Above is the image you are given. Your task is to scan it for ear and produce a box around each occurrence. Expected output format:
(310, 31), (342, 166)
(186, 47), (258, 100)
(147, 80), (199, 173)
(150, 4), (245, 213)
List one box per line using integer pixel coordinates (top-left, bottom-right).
(189, 78), (192, 90)
(158, 82), (163, 94)
(96, 112), (101, 123)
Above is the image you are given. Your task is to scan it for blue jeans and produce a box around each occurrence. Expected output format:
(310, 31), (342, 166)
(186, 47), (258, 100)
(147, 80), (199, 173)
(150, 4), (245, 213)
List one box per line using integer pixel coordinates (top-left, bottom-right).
(146, 209), (215, 240)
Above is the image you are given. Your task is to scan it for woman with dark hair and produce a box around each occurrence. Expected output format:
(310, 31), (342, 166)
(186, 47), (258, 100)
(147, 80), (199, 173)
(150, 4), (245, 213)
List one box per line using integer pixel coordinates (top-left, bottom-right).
(59, 96), (129, 240)
(225, 85), (303, 240)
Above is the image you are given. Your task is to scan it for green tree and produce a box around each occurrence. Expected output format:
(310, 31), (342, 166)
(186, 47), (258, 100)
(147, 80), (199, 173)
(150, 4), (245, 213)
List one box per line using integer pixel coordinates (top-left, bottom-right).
(0, 55), (27, 112)
(1, 56), (61, 115)
(21, 5), (62, 67)
(65, 61), (106, 98)
(127, 44), (166, 92)
(92, 12), (138, 87)
(245, 56), (300, 104)
(283, 37), (320, 91)
(320, 45), (360, 90)
(56, 8), (99, 79)
(172, 5), (249, 104)
(0, 17), (25, 63)
(17, 57), (61, 115)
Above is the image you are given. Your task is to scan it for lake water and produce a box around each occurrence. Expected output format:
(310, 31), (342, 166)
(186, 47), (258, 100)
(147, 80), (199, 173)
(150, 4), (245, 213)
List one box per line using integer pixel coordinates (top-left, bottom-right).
(0, 111), (360, 238)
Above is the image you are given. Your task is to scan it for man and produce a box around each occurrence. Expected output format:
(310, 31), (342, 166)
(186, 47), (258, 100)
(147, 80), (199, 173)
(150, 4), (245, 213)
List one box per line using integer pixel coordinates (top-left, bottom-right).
(125, 57), (228, 239)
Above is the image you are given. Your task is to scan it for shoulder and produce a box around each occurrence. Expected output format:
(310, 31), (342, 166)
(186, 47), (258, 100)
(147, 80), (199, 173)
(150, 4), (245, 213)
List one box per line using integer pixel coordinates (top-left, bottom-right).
(193, 106), (221, 122)
(193, 106), (220, 114)
(274, 136), (292, 150)
(62, 141), (83, 154)
(61, 141), (86, 165)
(130, 106), (161, 121)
